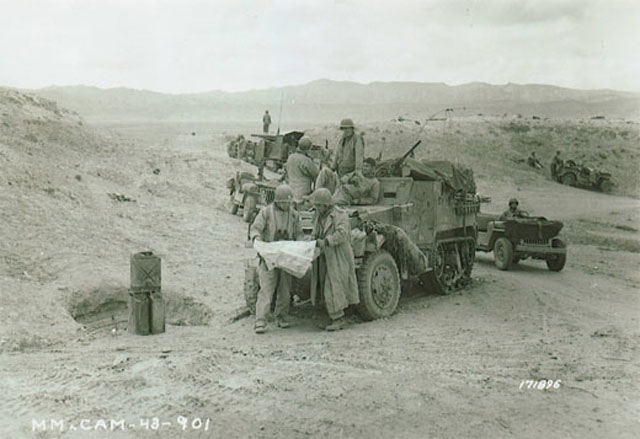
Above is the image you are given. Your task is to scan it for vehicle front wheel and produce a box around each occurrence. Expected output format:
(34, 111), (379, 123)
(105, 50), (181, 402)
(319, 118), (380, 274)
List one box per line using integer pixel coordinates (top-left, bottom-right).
(546, 239), (567, 272)
(561, 173), (576, 186)
(356, 250), (401, 321)
(494, 237), (514, 270)
(599, 179), (613, 193)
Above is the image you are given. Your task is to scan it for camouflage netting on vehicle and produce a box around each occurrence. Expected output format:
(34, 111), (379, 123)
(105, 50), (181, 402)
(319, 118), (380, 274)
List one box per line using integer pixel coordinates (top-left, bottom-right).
(375, 158), (476, 194)
(504, 217), (564, 241)
(365, 222), (428, 276)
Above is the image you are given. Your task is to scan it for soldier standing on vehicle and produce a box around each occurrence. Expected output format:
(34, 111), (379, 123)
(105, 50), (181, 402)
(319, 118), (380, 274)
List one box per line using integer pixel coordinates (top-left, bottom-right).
(550, 150), (563, 180)
(250, 185), (303, 334)
(307, 188), (359, 331)
(499, 198), (526, 220)
(332, 118), (364, 177)
(332, 158), (380, 205)
(285, 136), (319, 202)
(262, 110), (272, 134)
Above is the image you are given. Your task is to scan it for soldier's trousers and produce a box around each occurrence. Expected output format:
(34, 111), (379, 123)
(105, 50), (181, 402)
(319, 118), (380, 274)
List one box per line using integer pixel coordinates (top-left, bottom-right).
(255, 261), (291, 324)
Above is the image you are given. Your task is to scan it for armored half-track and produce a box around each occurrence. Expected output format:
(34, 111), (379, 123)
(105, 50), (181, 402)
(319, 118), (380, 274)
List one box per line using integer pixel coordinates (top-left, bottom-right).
(244, 157), (481, 321)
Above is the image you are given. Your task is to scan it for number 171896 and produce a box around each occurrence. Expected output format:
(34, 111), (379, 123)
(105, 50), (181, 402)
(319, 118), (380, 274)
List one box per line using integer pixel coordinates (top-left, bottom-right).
(519, 379), (561, 390)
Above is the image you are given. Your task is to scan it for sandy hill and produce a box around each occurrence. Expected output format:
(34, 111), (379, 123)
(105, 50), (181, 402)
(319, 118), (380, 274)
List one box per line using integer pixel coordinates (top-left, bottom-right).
(0, 88), (228, 351)
(31, 80), (640, 124)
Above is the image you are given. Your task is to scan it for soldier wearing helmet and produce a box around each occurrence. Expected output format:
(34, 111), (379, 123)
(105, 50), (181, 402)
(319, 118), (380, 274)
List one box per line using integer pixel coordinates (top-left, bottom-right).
(332, 118), (365, 177)
(500, 198), (526, 220)
(284, 136), (319, 201)
(306, 188), (359, 331)
(250, 184), (304, 333)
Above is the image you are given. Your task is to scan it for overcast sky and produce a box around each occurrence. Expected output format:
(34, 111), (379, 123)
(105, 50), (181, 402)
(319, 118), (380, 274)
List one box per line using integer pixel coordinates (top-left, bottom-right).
(1, 0), (639, 93)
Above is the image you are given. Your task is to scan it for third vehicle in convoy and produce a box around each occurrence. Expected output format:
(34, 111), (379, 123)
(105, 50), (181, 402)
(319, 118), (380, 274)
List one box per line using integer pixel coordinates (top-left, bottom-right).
(475, 201), (567, 271)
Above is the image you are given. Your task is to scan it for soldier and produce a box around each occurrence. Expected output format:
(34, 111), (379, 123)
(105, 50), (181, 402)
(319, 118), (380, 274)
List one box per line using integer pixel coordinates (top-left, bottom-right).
(332, 157), (380, 205)
(527, 152), (544, 169)
(500, 198), (526, 220)
(332, 118), (364, 177)
(308, 188), (360, 331)
(284, 136), (319, 202)
(262, 110), (272, 134)
(250, 185), (303, 334)
(550, 150), (563, 180)
(315, 166), (338, 195)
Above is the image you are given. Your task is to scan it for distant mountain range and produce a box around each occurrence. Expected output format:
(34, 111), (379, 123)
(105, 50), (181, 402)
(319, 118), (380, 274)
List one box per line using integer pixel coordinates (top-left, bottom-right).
(27, 79), (640, 123)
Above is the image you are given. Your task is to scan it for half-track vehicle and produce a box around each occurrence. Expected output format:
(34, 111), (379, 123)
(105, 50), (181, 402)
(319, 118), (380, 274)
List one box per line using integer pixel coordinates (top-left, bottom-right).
(244, 149), (482, 321)
(476, 209), (567, 271)
(227, 171), (278, 223)
(553, 159), (614, 193)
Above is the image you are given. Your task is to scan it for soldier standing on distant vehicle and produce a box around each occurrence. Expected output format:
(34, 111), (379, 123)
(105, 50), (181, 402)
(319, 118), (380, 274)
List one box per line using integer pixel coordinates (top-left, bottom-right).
(332, 118), (364, 177)
(499, 198), (526, 220)
(307, 188), (360, 331)
(285, 136), (319, 202)
(550, 150), (563, 180)
(262, 110), (272, 134)
(332, 158), (380, 205)
(250, 185), (303, 334)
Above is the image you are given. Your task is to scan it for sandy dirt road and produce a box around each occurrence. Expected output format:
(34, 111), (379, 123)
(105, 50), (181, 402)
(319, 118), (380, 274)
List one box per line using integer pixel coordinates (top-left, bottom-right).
(1, 122), (639, 439)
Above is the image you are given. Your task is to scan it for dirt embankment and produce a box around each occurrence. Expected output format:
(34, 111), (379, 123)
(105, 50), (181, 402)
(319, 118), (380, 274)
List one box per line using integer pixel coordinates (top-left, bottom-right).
(1, 92), (639, 438)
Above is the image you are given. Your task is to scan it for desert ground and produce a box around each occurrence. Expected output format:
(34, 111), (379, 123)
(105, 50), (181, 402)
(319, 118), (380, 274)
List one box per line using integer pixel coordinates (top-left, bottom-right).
(1, 88), (639, 438)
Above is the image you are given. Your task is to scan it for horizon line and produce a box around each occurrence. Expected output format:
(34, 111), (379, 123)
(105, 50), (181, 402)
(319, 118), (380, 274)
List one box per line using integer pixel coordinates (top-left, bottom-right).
(5, 79), (639, 96)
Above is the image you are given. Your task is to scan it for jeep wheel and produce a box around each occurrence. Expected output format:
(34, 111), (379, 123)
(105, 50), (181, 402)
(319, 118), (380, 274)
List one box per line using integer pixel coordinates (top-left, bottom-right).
(599, 179), (613, 193)
(357, 250), (401, 321)
(546, 239), (567, 272)
(494, 237), (514, 270)
(561, 173), (576, 186)
(242, 195), (257, 223)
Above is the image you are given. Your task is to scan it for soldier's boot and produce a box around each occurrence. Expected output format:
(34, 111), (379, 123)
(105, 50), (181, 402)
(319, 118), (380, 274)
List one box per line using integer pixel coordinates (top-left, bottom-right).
(276, 316), (291, 329)
(325, 317), (347, 332)
(254, 320), (266, 334)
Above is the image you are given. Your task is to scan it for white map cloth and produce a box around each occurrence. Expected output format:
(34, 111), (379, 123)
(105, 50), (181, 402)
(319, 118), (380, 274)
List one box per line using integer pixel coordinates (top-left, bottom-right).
(253, 240), (317, 278)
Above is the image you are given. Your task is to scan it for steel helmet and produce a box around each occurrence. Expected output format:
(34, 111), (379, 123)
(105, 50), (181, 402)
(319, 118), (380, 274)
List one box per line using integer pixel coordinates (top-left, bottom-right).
(339, 118), (355, 129)
(274, 185), (294, 203)
(509, 198), (519, 206)
(298, 136), (312, 151)
(309, 188), (333, 205)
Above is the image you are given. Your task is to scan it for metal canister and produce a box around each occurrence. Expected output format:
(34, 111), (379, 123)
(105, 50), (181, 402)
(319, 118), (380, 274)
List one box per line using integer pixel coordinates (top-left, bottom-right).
(128, 252), (164, 335)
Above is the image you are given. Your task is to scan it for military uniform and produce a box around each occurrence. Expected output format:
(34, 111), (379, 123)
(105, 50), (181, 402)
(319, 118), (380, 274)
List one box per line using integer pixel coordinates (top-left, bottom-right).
(285, 151), (319, 201)
(262, 112), (272, 134)
(250, 203), (303, 328)
(500, 208), (524, 220)
(333, 134), (364, 177)
(315, 167), (338, 194)
(550, 155), (563, 179)
(311, 206), (359, 320)
(332, 173), (380, 205)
